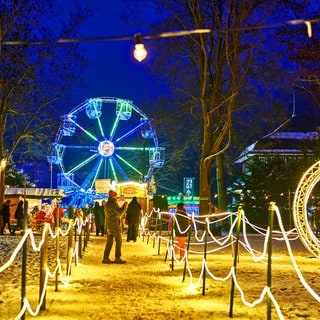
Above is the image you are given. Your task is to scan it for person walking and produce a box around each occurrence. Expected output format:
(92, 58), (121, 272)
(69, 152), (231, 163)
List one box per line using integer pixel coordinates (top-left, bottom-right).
(126, 197), (141, 242)
(14, 200), (24, 231)
(102, 189), (128, 264)
(1, 199), (13, 235)
(93, 201), (104, 236)
(173, 203), (190, 260)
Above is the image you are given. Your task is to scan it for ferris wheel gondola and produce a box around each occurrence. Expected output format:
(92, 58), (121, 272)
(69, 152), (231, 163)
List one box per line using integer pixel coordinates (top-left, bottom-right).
(47, 97), (164, 207)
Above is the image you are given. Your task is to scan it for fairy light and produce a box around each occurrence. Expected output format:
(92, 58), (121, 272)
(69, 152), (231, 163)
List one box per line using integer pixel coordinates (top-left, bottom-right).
(287, 19), (313, 38)
(133, 33), (147, 62)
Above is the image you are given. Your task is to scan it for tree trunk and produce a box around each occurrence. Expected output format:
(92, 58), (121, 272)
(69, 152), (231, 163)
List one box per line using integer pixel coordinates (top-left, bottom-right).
(216, 153), (227, 212)
(199, 157), (212, 215)
(0, 166), (4, 207)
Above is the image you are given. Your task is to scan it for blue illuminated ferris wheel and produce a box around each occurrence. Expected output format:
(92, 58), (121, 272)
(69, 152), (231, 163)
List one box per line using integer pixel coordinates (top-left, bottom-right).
(47, 97), (165, 206)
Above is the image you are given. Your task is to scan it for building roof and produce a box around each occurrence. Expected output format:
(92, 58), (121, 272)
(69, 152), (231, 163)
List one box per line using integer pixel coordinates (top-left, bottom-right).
(236, 114), (320, 164)
(4, 188), (65, 199)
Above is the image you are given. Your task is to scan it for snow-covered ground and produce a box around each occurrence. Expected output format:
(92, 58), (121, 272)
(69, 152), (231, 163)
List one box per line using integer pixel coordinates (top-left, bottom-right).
(1, 227), (320, 320)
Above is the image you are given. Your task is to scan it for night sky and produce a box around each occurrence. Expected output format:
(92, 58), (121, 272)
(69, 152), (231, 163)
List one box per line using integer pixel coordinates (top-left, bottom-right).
(78, 1), (159, 106)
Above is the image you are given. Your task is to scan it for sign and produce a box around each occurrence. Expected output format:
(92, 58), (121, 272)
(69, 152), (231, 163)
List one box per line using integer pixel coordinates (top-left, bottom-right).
(116, 182), (147, 198)
(183, 177), (195, 197)
(95, 179), (112, 194)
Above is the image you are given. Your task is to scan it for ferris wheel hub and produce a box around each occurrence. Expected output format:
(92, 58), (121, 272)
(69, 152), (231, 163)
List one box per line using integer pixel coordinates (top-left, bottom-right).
(98, 140), (114, 157)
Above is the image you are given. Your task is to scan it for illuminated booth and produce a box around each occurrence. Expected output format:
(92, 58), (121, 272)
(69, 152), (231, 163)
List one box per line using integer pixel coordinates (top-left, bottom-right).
(167, 195), (200, 216)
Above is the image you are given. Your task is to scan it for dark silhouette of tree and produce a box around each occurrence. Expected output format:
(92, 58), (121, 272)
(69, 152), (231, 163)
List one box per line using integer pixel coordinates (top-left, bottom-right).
(124, 0), (320, 214)
(0, 1), (90, 204)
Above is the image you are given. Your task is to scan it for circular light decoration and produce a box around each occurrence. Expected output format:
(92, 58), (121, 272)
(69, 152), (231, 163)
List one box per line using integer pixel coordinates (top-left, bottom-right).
(98, 140), (114, 157)
(48, 97), (165, 207)
(293, 160), (320, 258)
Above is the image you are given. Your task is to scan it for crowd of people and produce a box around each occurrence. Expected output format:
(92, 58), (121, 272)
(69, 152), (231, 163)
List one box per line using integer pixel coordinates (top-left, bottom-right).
(0, 193), (193, 268)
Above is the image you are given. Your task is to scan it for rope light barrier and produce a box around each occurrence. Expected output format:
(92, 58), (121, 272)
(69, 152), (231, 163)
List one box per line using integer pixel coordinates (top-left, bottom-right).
(1, 203), (320, 319)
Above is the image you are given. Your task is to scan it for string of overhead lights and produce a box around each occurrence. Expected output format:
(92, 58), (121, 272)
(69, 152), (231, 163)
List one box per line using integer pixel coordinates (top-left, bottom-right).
(1, 18), (319, 62)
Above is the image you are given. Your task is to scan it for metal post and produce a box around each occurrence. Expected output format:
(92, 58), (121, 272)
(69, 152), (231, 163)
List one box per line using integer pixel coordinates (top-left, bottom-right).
(20, 195), (28, 320)
(67, 219), (74, 275)
(267, 202), (275, 320)
(55, 202), (60, 292)
(39, 227), (48, 310)
(202, 223), (208, 296)
(229, 207), (243, 318)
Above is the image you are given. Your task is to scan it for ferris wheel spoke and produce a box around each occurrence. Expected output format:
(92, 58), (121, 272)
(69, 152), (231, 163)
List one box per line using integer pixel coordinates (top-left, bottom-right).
(69, 118), (99, 142)
(96, 116), (105, 137)
(66, 153), (99, 175)
(108, 157), (119, 182)
(110, 156), (130, 181)
(109, 113), (121, 140)
(115, 154), (143, 176)
(79, 157), (104, 190)
(115, 122), (147, 144)
(116, 146), (152, 151)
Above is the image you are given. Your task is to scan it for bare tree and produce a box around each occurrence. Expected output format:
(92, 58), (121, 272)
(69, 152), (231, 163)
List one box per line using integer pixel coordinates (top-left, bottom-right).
(0, 1), (90, 205)
(125, 0), (320, 214)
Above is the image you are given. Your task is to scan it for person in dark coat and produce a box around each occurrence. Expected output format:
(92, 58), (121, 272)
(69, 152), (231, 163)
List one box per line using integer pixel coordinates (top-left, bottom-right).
(126, 197), (141, 242)
(93, 201), (104, 236)
(102, 190), (128, 264)
(1, 199), (13, 235)
(14, 200), (24, 230)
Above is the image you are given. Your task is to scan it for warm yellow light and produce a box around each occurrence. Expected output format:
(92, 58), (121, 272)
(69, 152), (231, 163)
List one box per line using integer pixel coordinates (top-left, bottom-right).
(0, 158), (6, 170)
(133, 34), (147, 62)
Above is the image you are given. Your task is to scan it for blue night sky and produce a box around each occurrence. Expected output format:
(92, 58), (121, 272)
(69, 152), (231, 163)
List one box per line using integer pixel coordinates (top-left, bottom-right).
(77, 1), (160, 107)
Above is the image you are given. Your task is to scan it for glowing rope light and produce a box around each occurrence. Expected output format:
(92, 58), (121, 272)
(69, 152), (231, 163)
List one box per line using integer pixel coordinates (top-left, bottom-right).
(3, 205), (320, 320)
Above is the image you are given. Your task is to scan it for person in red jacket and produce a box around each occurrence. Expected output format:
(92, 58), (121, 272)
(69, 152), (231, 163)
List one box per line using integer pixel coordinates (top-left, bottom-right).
(173, 203), (190, 260)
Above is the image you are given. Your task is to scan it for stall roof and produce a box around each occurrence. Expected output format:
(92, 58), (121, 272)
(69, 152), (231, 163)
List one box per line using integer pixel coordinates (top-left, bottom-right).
(4, 188), (65, 199)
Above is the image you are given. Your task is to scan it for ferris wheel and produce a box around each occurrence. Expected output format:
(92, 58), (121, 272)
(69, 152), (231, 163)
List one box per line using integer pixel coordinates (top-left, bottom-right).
(47, 97), (164, 207)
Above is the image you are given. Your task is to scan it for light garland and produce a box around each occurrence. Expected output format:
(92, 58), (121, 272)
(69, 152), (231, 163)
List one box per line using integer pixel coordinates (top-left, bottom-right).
(1, 206), (320, 319)
(1, 18), (319, 62)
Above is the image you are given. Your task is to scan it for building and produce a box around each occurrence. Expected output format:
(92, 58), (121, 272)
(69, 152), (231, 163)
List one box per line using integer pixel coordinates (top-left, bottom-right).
(235, 114), (320, 172)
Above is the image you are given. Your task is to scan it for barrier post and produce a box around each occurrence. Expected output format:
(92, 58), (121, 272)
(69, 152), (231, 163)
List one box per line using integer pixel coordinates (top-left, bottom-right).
(153, 212), (158, 249)
(182, 227), (192, 282)
(267, 202), (275, 320)
(202, 220), (208, 296)
(55, 203), (60, 292)
(166, 217), (175, 268)
(78, 222), (83, 259)
(74, 220), (78, 265)
(229, 207), (243, 317)
(39, 226), (48, 310)
(20, 199), (28, 320)
(83, 219), (88, 251)
(67, 219), (74, 275)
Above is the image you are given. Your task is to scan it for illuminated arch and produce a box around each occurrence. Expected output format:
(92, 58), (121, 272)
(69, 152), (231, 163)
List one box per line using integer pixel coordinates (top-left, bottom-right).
(293, 160), (320, 258)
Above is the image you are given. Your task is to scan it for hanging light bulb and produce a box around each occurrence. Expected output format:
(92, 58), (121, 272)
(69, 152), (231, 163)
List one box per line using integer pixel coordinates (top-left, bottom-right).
(133, 33), (147, 62)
